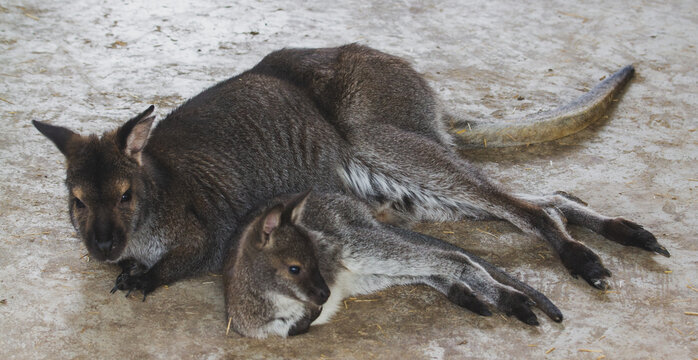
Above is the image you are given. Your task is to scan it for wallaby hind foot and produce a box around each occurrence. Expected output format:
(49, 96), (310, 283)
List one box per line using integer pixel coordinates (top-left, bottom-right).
(522, 192), (670, 257)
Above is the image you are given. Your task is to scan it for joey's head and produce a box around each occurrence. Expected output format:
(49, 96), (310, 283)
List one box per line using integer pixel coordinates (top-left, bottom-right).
(33, 106), (156, 262)
(240, 192), (330, 307)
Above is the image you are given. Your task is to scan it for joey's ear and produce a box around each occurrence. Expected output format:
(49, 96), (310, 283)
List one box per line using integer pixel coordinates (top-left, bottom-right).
(32, 120), (80, 157)
(258, 204), (284, 249)
(285, 190), (312, 224)
(117, 105), (155, 163)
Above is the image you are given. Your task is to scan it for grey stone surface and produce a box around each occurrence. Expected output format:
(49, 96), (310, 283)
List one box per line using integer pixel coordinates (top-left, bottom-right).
(0, 0), (695, 359)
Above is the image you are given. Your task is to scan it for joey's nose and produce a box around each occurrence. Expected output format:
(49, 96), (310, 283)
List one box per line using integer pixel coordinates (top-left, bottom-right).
(313, 286), (330, 305)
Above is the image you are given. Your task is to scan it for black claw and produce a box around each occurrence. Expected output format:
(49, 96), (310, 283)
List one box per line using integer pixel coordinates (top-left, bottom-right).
(650, 245), (671, 258)
(525, 317), (540, 326)
(561, 242), (612, 290)
(142, 292), (148, 302)
(603, 218), (670, 258)
(125, 289), (133, 298)
(110, 285), (118, 294)
(588, 278), (609, 290)
(511, 308), (539, 326)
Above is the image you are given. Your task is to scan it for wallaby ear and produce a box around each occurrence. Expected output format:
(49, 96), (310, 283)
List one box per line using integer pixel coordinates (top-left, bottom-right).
(32, 120), (80, 157)
(287, 190), (312, 224)
(258, 204), (284, 249)
(117, 105), (155, 163)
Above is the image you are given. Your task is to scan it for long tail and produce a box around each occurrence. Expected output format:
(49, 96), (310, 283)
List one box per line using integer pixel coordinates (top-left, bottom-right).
(447, 65), (635, 147)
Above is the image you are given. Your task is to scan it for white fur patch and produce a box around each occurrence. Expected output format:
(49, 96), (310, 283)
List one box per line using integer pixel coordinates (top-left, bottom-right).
(255, 292), (308, 338)
(337, 159), (489, 222)
(312, 271), (355, 325)
(113, 224), (168, 268)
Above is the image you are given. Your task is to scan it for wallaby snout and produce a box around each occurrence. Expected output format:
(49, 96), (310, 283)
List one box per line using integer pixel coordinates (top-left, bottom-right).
(308, 271), (330, 306)
(86, 212), (127, 261)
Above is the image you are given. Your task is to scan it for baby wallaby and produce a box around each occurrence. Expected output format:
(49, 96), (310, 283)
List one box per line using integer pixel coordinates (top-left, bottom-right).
(225, 191), (563, 338)
(224, 193), (330, 338)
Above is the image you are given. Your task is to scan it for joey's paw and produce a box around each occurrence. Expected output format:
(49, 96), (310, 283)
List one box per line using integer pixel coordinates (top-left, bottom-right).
(287, 306), (322, 337)
(499, 291), (539, 326)
(110, 271), (157, 301)
(447, 284), (492, 317)
(602, 218), (670, 257)
(560, 242), (611, 290)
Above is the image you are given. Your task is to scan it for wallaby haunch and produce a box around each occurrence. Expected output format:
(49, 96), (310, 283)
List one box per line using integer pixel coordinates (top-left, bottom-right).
(226, 192), (564, 338)
(33, 44), (667, 314)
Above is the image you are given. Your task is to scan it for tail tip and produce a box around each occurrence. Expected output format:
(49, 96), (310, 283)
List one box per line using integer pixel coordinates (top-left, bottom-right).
(612, 64), (635, 81)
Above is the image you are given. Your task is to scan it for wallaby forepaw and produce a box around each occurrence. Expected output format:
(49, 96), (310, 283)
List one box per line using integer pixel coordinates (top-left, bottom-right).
(602, 218), (670, 257)
(560, 242), (611, 290)
(111, 271), (157, 301)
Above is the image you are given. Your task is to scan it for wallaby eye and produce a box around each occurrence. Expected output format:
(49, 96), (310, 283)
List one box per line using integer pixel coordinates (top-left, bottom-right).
(74, 198), (85, 209)
(121, 189), (132, 203)
(289, 266), (301, 275)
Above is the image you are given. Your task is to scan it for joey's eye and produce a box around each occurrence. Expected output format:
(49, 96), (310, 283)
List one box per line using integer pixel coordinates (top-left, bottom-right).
(289, 266), (301, 275)
(74, 198), (85, 209)
(121, 189), (132, 203)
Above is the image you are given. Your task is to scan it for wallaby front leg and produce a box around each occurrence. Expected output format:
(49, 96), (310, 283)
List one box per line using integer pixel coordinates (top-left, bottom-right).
(112, 246), (207, 301)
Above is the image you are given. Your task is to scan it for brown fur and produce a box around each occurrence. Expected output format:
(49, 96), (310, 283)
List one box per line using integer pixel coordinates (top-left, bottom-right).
(33, 44), (667, 303)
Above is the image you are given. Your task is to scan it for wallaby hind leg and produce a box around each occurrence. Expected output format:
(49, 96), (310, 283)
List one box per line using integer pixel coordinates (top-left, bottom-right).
(518, 192), (670, 257)
(341, 224), (562, 325)
(341, 126), (641, 289)
(387, 227), (563, 323)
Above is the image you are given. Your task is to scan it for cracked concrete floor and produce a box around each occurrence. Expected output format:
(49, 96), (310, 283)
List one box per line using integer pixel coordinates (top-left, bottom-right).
(0, 0), (696, 359)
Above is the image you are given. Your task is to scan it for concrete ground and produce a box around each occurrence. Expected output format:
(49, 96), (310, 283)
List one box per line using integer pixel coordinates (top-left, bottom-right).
(1, 0), (696, 359)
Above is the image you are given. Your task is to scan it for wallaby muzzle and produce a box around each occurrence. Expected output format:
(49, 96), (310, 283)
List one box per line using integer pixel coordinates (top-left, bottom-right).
(308, 271), (330, 306)
(85, 210), (127, 261)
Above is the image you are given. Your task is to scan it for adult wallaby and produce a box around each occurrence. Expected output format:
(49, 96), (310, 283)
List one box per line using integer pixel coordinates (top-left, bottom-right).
(225, 191), (564, 338)
(33, 44), (668, 302)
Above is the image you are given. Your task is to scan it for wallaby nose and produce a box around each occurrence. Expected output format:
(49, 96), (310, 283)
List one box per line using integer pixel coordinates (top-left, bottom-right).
(94, 216), (114, 258)
(314, 285), (330, 304)
(309, 270), (330, 305)
(96, 239), (112, 256)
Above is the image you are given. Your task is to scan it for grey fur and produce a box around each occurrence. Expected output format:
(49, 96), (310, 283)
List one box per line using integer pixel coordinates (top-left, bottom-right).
(32, 44), (667, 301)
(225, 192), (563, 338)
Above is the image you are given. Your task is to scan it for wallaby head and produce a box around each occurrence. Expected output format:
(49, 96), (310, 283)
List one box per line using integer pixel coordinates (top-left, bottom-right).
(32, 106), (156, 262)
(238, 192), (330, 307)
